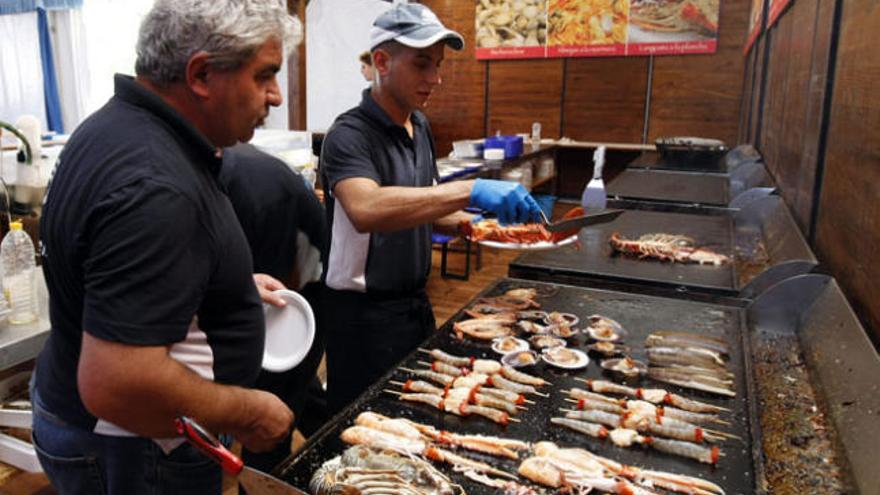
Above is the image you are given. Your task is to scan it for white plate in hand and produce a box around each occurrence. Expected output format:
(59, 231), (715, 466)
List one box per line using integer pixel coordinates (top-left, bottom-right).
(263, 289), (315, 372)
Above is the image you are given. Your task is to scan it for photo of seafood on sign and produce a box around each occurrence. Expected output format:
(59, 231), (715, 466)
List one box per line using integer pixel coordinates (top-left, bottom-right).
(546, 0), (629, 57)
(627, 0), (721, 55)
(475, 0), (548, 59)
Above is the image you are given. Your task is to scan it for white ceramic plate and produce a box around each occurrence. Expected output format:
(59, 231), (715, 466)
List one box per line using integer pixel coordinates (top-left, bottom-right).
(478, 235), (577, 251)
(262, 289), (315, 372)
(541, 347), (590, 370)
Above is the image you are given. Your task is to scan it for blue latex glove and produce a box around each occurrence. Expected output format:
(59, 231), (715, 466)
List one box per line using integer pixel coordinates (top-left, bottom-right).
(469, 179), (543, 225)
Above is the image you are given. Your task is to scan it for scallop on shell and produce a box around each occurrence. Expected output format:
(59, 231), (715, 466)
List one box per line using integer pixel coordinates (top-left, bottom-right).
(600, 357), (647, 377)
(586, 314), (628, 342)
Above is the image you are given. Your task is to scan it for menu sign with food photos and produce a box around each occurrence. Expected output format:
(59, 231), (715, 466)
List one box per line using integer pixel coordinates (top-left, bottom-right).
(766, 0), (792, 29)
(744, 0), (764, 54)
(475, 0), (721, 60)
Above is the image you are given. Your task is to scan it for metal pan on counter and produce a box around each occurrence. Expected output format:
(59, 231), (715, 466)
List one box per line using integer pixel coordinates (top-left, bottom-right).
(604, 160), (774, 212)
(509, 196), (817, 301)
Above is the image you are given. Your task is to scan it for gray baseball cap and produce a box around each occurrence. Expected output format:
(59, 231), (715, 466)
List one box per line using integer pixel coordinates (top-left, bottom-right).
(369, 3), (464, 51)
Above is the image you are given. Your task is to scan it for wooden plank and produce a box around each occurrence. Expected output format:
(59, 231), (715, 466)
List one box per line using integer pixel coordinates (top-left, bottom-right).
(775, 0), (817, 230)
(793, 0), (837, 235)
(739, 47), (756, 143)
(648, 0), (751, 144)
(759, 13), (793, 179)
(562, 58), (649, 143)
(421, 0), (487, 157)
(486, 59), (565, 138)
(816, 0), (880, 343)
(749, 35), (766, 145)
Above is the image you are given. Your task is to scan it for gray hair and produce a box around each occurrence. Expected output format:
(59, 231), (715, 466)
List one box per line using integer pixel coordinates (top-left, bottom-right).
(135, 0), (302, 86)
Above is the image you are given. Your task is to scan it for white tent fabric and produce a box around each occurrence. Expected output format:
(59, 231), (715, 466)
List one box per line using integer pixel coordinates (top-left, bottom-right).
(306, 0), (392, 131)
(0, 12), (47, 129)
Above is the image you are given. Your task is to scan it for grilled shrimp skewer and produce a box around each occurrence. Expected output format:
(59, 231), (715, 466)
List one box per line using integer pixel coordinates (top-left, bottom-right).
(384, 390), (519, 426)
(566, 389), (729, 425)
(355, 412), (529, 460)
(575, 378), (729, 413)
(399, 368), (533, 404)
(560, 408), (728, 443)
(551, 417), (722, 465)
(531, 441), (725, 495)
(417, 349), (550, 386)
(390, 380), (526, 415)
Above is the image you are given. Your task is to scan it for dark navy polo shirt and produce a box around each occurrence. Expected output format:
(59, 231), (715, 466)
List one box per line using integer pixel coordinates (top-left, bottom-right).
(37, 74), (264, 431)
(320, 89), (438, 294)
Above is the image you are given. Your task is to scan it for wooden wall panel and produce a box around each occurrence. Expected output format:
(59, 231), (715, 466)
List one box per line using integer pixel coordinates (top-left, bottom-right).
(562, 58), (649, 143)
(486, 60), (565, 138)
(816, 0), (880, 342)
(422, 0), (486, 156)
(738, 48), (755, 143)
(748, 35), (766, 145)
(793, 0), (836, 229)
(648, 0), (751, 144)
(774, 0), (816, 230)
(759, 17), (791, 179)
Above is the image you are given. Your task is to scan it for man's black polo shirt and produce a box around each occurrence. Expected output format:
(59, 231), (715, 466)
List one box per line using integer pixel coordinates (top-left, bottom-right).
(37, 74), (264, 432)
(320, 89), (438, 294)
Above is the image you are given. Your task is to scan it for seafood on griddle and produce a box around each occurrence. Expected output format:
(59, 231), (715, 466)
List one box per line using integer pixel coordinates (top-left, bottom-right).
(586, 341), (630, 357)
(464, 303), (517, 321)
(600, 357), (648, 377)
(575, 378), (729, 414)
(648, 367), (736, 397)
(478, 295), (539, 310)
(586, 314), (628, 342)
(566, 388), (726, 425)
(646, 331), (730, 355)
(516, 320), (552, 335)
(492, 336), (529, 355)
(515, 309), (548, 321)
(452, 318), (512, 341)
(519, 441), (725, 493)
(543, 311), (579, 328)
(461, 207), (584, 244)
(310, 445), (461, 495)
(559, 407), (729, 443)
(549, 323), (579, 339)
(505, 288), (537, 300)
(541, 346), (589, 369)
(501, 350), (539, 368)
(529, 334), (566, 350)
(609, 232), (730, 265)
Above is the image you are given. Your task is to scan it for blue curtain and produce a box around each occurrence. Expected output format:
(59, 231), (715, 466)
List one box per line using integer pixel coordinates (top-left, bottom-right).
(37, 7), (63, 132)
(0, 0), (82, 15)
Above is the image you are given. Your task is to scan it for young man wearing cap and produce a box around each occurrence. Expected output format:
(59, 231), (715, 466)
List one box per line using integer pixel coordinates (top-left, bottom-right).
(319, 3), (543, 412)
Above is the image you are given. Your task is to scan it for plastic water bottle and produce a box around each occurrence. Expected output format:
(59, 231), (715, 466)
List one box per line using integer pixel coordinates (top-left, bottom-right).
(1, 221), (37, 324)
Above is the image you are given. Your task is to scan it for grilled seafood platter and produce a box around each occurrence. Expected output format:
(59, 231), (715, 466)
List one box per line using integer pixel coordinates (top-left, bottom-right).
(585, 341), (630, 357)
(452, 319), (512, 341)
(541, 346), (589, 369)
(610, 232), (730, 265)
(529, 334), (566, 350)
(501, 350), (539, 368)
(492, 336), (529, 355)
(460, 207), (585, 245)
(310, 445), (461, 495)
(586, 315), (628, 342)
(600, 357), (648, 377)
(505, 288), (538, 300)
(464, 303), (517, 320)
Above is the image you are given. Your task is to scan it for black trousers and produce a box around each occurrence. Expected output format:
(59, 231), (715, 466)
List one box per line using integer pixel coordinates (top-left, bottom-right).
(324, 288), (436, 415)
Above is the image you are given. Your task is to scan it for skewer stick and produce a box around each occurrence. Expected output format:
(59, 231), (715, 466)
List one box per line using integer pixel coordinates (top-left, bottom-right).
(384, 389), (404, 396)
(574, 378), (593, 385)
(400, 367), (421, 374)
(532, 390), (550, 398)
(523, 398), (537, 405)
(516, 405), (528, 411)
(558, 408), (577, 413)
(389, 380), (407, 387)
(564, 398), (579, 404)
(703, 428), (741, 440)
(417, 348), (431, 354)
(417, 360), (433, 367)
(508, 417), (522, 423)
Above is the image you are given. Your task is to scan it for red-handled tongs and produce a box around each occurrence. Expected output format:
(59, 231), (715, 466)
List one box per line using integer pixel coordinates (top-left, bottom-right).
(175, 416), (306, 495)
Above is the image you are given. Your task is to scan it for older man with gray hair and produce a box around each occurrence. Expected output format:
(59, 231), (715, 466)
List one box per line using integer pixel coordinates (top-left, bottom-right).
(33, 1), (301, 493)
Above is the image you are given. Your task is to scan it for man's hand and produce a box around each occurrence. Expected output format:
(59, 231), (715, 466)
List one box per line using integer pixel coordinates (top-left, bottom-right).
(469, 179), (543, 225)
(233, 390), (294, 452)
(253, 273), (286, 307)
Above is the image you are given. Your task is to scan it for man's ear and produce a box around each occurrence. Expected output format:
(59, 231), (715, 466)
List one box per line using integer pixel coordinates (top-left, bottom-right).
(186, 52), (212, 98)
(372, 49), (391, 76)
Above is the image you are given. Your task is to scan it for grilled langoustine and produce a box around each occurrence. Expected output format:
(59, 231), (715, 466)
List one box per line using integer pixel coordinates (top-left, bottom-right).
(609, 232), (730, 266)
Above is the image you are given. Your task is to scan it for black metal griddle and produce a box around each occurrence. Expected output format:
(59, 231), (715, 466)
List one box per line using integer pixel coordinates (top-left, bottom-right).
(605, 162), (773, 210)
(279, 279), (758, 495)
(627, 151), (728, 173)
(509, 196), (816, 301)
